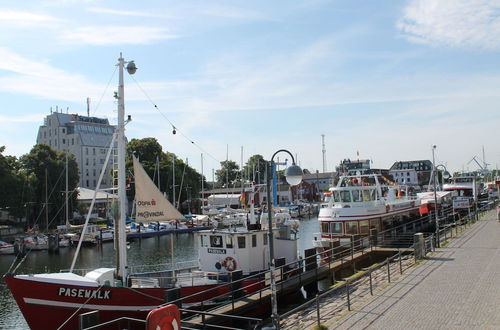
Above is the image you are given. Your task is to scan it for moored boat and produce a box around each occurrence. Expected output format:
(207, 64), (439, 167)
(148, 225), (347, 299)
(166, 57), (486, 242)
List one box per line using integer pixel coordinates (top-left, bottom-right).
(4, 55), (301, 329)
(0, 240), (14, 255)
(313, 174), (421, 258)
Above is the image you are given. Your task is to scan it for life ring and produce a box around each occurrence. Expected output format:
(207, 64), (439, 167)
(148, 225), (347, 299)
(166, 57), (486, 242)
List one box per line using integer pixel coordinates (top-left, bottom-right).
(221, 256), (237, 272)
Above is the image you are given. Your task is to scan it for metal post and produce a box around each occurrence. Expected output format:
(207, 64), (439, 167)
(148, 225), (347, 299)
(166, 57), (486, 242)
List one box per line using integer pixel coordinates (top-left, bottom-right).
(266, 161), (278, 329)
(316, 293), (320, 327)
(387, 258), (391, 283)
(399, 251), (403, 274)
(432, 146), (440, 248)
(369, 268), (373, 295)
(346, 280), (351, 311)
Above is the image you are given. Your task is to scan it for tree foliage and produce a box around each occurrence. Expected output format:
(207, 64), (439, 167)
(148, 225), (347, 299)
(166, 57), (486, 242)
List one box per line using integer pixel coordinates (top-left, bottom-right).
(215, 160), (241, 187)
(126, 138), (204, 213)
(19, 144), (79, 229)
(242, 154), (268, 184)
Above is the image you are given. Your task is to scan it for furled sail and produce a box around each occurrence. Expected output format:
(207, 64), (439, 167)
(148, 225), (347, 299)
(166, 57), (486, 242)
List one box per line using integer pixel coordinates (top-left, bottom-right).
(133, 155), (183, 222)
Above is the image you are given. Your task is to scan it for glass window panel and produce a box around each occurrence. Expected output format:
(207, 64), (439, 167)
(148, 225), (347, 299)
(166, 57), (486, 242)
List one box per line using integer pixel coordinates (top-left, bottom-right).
(359, 220), (369, 235)
(238, 236), (246, 249)
(352, 190), (361, 202)
(226, 235), (233, 248)
(362, 190), (372, 201)
(345, 221), (358, 234)
(340, 191), (352, 203)
(210, 235), (223, 248)
(321, 222), (329, 233)
(330, 222), (343, 234)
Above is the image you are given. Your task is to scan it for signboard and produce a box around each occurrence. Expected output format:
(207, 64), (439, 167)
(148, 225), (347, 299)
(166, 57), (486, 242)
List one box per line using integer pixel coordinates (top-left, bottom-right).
(453, 197), (471, 209)
(208, 248), (226, 254)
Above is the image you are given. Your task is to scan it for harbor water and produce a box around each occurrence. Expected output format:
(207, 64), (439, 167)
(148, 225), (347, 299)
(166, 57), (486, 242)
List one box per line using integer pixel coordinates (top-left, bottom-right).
(0, 217), (320, 329)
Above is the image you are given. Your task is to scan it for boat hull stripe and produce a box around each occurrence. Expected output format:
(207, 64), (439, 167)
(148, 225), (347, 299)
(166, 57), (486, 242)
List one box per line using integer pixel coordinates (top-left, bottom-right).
(23, 298), (158, 311)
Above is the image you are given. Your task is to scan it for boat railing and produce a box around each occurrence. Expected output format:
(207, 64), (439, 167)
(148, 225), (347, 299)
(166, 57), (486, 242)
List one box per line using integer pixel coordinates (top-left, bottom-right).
(129, 270), (223, 288)
(129, 260), (198, 274)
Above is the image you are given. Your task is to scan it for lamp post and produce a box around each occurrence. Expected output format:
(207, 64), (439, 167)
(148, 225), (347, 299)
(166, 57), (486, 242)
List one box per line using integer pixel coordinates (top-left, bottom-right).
(266, 149), (302, 329)
(431, 145), (440, 248)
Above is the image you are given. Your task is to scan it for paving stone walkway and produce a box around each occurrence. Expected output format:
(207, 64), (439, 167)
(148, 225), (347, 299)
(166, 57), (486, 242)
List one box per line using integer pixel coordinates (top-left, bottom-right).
(323, 210), (500, 330)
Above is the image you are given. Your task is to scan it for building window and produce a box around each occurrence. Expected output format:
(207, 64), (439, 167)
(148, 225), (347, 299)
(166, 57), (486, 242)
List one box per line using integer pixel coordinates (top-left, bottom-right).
(100, 158), (105, 164)
(86, 148), (89, 155)
(44, 131), (46, 138)
(72, 138), (74, 145)
(93, 159), (96, 166)
(86, 180), (89, 186)
(62, 128), (65, 134)
(93, 180), (96, 187)
(86, 169), (89, 176)
(93, 148), (96, 155)
(85, 159), (89, 166)
(93, 169), (96, 176)
(62, 139), (65, 144)
(407, 172), (410, 176)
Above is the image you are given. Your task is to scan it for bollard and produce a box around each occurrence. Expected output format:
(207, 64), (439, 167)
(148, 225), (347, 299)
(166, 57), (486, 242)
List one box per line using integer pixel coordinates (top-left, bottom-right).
(369, 268), (373, 296)
(387, 258), (391, 283)
(399, 251), (403, 275)
(346, 280), (351, 311)
(316, 294), (320, 327)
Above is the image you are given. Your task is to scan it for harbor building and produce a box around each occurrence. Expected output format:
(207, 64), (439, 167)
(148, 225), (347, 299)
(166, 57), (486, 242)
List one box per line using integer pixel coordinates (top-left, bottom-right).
(36, 109), (115, 190)
(388, 160), (433, 188)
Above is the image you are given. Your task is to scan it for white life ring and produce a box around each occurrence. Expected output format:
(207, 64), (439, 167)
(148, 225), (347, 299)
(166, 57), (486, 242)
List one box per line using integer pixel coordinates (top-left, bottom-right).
(221, 256), (237, 272)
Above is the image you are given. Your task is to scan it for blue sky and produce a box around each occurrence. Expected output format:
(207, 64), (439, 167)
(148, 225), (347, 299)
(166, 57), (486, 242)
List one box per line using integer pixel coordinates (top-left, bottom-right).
(0, 0), (499, 177)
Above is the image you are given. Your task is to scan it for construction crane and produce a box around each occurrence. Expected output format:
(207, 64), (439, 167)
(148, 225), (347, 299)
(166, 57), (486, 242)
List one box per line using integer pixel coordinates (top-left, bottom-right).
(467, 156), (490, 176)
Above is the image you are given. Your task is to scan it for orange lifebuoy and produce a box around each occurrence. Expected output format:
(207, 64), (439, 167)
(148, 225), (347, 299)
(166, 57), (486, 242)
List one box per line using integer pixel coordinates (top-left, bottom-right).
(221, 256), (237, 272)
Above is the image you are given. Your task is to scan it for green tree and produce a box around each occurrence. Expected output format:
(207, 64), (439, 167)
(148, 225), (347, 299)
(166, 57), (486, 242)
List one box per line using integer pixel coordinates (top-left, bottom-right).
(126, 138), (204, 212)
(215, 160), (241, 187)
(242, 154), (268, 184)
(0, 146), (26, 218)
(20, 144), (79, 230)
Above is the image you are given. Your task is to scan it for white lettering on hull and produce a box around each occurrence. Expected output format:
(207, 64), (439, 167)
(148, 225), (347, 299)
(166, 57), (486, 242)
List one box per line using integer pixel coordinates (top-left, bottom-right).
(57, 287), (111, 299)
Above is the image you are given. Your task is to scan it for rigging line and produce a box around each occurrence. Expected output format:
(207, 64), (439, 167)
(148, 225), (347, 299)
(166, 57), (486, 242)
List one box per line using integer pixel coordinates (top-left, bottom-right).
(29, 163), (66, 228)
(129, 75), (220, 163)
(56, 283), (106, 330)
(91, 65), (118, 117)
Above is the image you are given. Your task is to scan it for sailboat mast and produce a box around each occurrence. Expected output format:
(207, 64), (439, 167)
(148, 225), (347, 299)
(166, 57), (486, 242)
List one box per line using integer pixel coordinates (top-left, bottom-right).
(65, 153), (69, 227)
(116, 54), (128, 281)
(45, 168), (48, 231)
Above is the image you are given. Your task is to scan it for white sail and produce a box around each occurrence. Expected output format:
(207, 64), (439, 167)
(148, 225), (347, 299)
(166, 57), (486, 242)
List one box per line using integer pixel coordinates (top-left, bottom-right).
(133, 155), (184, 222)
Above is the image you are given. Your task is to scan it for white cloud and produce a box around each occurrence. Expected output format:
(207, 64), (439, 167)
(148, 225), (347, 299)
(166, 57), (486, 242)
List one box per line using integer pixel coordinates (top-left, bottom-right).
(0, 9), (64, 27)
(59, 26), (178, 45)
(398, 0), (500, 49)
(86, 7), (173, 19)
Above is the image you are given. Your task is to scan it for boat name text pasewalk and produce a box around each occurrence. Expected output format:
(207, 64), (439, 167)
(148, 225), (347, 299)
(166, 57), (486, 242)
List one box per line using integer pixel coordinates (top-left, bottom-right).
(57, 287), (111, 299)
(207, 248), (226, 254)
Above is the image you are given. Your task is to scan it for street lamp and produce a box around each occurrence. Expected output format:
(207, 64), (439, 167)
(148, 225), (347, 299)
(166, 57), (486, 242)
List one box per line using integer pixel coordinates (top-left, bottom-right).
(266, 149), (302, 329)
(431, 145), (440, 248)
(435, 164), (451, 189)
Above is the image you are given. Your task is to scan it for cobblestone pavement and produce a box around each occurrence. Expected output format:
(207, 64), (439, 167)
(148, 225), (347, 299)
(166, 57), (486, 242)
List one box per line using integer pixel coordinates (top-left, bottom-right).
(323, 210), (500, 330)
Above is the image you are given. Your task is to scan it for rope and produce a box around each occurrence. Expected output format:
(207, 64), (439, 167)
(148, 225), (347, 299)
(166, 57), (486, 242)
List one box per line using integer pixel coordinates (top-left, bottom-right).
(56, 283), (106, 330)
(129, 75), (220, 163)
(91, 66), (118, 117)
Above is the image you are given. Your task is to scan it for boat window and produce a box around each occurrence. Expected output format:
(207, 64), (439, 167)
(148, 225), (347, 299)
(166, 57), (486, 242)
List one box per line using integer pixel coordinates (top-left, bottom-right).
(252, 234), (257, 247)
(359, 220), (369, 235)
(321, 222), (329, 233)
(238, 236), (246, 249)
(345, 221), (358, 235)
(382, 217), (392, 230)
(226, 235), (233, 248)
(362, 190), (372, 201)
(340, 191), (352, 203)
(352, 190), (361, 202)
(370, 219), (381, 232)
(330, 222), (343, 234)
(333, 191), (340, 203)
(200, 235), (209, 247)
(263, 233), (268, 245)
(210, 235), (223, 248)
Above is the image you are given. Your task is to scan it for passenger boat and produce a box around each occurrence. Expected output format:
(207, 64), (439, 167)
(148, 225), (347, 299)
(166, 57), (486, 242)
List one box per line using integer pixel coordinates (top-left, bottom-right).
(4, 54), (299, 330)
(313, 174), (420, 254)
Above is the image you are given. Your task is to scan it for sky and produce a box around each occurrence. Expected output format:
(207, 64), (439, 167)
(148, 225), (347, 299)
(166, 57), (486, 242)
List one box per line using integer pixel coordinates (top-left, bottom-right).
(0, 0), (499, 178)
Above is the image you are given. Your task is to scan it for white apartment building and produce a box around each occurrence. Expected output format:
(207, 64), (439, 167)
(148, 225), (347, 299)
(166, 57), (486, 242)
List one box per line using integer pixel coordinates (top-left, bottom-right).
(36, 110), (115, 190)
